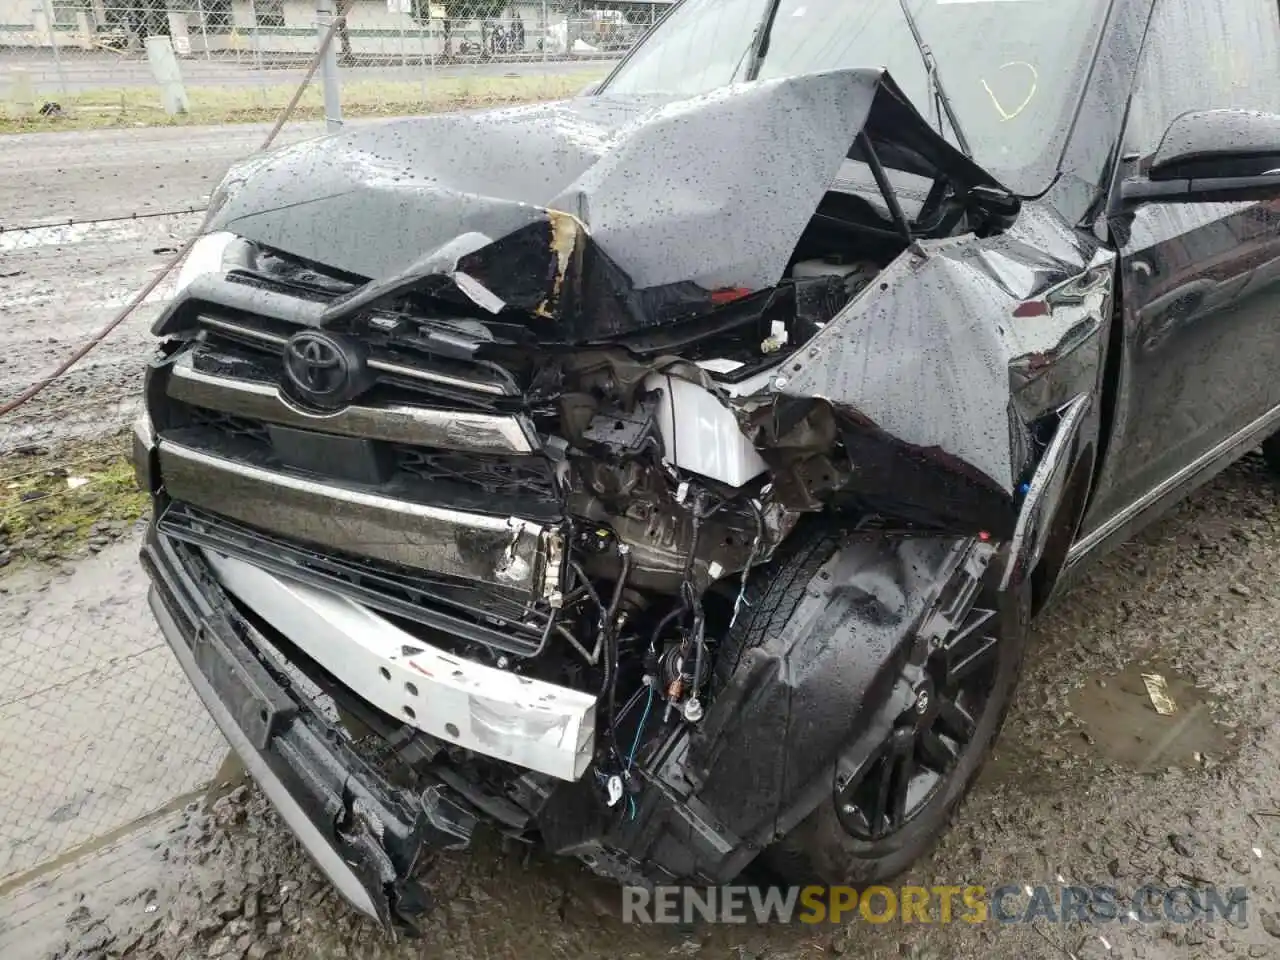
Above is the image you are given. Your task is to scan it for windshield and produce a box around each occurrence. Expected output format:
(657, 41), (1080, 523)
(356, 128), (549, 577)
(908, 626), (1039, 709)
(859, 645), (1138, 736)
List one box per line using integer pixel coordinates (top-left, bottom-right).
(599, 0), (1111, 196)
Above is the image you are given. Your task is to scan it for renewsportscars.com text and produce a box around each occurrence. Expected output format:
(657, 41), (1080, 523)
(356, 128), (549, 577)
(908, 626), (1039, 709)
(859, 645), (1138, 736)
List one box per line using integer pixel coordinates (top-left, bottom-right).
(621, 884), (1250, 926)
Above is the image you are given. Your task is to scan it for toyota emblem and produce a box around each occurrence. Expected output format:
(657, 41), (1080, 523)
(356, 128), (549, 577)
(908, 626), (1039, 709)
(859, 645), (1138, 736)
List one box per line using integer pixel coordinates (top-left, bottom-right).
(282, 331), (352, 404)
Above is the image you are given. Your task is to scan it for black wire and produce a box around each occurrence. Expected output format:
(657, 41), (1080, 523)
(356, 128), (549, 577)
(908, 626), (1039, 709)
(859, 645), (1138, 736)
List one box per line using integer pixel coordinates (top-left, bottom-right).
(569, 560), (604, 612)
(649, 603), (688, 652)
(604, 548), (632, 629)
(613, 684), (648, 729)
(600, 547), (633, 764)
(688, 605), (707, 704)
(680, 492), (712, 702)
(648, 492), (708, 653)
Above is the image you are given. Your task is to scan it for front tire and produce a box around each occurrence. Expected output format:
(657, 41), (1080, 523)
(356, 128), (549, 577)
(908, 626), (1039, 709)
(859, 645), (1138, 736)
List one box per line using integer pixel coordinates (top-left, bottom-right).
(714, 526), (1031, 886)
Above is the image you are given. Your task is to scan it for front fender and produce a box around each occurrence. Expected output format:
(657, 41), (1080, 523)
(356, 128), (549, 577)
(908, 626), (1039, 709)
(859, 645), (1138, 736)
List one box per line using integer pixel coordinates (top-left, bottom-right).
(685, 535), (975, 852)
(1000, 393), (1093, 592)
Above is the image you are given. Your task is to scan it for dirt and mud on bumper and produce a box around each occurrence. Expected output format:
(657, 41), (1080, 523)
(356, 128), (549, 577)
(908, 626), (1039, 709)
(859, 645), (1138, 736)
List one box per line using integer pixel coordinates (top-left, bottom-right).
(140, 522), (471, 932)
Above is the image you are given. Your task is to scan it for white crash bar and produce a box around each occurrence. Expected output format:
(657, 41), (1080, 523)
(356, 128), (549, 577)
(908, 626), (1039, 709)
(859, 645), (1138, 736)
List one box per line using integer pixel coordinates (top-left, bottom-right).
(204, 550), (597, 781)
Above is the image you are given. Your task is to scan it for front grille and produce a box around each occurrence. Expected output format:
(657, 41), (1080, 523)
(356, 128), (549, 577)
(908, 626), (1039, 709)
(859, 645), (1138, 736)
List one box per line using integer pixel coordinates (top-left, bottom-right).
(175, 399), (559, 516)
(392, 444), (559, 502)
(152, 285), (566, 655)
(193, 309), (522, 410)
(188, 408), (271, 446)
(160, 503), (551, 657)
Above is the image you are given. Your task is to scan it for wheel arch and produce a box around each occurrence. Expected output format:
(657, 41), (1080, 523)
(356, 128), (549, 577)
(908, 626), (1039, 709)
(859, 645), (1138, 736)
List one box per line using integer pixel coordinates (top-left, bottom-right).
(999, 393), (1097, 608)
(688, 532), (993, 867)
(686, 392), (1099, 876)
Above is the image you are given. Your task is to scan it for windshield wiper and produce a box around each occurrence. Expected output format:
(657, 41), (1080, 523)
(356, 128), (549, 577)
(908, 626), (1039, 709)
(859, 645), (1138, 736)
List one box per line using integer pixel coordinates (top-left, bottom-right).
(896, 0), (972, 157)
(743, 0), (783, 80)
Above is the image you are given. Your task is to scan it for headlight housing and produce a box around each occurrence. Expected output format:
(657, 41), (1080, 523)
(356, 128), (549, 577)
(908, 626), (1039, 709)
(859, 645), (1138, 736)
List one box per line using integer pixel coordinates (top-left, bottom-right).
(172, 231), (251, 298)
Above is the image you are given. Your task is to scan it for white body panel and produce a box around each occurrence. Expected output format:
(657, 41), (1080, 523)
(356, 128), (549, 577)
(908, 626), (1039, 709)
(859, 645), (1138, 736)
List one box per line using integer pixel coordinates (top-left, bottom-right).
(644, 369), (775, 487)
(205, 551), (598, 781)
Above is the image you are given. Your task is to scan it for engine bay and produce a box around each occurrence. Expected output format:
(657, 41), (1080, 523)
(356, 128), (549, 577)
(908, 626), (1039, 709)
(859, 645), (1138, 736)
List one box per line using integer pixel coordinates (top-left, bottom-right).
(321, 211), (924, 790)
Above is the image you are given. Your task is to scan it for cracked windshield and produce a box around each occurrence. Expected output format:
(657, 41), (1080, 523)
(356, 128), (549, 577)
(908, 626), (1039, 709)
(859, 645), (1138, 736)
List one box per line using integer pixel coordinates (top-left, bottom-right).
(602, 0), (1108, 193)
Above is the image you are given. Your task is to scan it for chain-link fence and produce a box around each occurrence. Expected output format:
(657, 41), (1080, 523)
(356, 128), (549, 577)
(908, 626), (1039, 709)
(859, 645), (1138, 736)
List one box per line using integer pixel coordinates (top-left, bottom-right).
(1, 0), (651, 125)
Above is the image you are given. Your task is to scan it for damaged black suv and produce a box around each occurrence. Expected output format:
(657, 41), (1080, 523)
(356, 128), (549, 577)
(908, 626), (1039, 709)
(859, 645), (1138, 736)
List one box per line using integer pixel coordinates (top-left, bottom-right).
(135, 0), (1280, 931)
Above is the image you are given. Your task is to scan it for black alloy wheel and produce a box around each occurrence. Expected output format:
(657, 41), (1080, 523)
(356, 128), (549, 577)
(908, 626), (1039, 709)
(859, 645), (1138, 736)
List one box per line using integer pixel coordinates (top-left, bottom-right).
(834, 600), (1000, 842)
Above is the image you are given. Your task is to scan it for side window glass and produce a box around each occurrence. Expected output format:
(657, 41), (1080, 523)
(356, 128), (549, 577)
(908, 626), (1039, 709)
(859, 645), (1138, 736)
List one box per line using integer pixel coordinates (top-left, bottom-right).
(1126, 0), (1280, 160)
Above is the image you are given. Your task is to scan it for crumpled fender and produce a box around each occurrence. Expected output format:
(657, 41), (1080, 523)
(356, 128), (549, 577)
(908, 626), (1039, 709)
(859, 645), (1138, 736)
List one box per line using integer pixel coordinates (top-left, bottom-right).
(999, 392), (1093, 591)
(731, 217), (1117, 541)
(685, 535), (970, 847)
(681, 240), (1115, 849)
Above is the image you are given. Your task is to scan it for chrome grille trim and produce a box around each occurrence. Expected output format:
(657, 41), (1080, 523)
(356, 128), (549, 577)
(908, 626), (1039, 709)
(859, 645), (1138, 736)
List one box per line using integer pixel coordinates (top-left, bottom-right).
(169, 353), (537, 454)
(158, 440), (563, 604)
(365, 357), (511, 397)
(194, 314), (516, 396)
(200, 315), (288, 346)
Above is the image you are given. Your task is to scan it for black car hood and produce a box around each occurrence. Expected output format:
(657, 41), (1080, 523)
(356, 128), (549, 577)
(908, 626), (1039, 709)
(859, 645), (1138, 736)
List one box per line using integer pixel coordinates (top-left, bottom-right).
(207, 68), (1005, 341)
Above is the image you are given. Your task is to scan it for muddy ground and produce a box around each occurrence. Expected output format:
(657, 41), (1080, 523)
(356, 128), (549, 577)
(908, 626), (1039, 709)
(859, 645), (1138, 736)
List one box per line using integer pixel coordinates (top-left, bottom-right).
(1, 454), (1279, 960)
(5, 126), (1280, 960)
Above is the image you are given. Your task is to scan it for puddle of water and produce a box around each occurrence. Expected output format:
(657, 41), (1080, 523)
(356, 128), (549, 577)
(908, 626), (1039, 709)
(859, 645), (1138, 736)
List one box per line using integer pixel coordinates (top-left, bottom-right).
(1067, 661), (1231, 770)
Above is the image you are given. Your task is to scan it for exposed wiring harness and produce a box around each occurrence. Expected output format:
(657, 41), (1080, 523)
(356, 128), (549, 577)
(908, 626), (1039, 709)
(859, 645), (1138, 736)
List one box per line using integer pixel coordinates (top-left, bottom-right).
(627, 683), (656, 771)
(589, 485), (742, 819)
(600, 544), (633, 767)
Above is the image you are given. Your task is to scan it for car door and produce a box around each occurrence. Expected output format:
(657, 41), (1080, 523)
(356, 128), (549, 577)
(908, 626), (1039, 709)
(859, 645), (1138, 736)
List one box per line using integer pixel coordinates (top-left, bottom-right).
(1078, 0), (1280, 534)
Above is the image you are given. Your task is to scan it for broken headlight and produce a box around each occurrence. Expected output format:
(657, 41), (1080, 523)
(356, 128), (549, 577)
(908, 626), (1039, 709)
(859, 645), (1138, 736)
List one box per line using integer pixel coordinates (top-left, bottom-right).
(172, 231), (252, 298)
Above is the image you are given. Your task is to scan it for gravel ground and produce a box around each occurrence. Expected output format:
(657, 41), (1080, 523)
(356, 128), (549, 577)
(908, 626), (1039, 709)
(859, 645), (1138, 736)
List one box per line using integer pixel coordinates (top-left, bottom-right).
(5, 454), (1280, 960)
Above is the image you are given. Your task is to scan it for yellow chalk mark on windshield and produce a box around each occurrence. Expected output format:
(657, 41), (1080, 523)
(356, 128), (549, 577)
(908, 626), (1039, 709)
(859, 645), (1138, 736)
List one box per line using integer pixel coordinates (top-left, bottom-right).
(981, 61), (1039, 121)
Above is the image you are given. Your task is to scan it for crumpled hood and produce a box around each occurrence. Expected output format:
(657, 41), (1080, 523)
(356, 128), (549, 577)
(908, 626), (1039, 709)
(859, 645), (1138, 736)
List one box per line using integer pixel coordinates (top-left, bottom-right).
(207, 68), (1004, 341)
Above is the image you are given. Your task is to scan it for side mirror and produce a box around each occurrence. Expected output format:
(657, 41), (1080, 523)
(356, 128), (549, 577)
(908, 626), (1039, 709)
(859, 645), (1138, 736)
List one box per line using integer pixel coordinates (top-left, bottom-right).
(1120, 109), (1280, 206)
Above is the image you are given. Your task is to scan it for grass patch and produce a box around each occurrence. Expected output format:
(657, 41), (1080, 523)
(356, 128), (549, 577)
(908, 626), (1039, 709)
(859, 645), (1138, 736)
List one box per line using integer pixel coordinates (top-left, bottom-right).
(0, 432), (149, 574)
(0, 71), (604, 133)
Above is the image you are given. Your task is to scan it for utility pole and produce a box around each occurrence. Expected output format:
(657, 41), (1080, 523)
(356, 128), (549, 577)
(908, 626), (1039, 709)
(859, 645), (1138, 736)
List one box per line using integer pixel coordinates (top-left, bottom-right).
(316, 0), (343, 132)
(37, 0), (69, 96)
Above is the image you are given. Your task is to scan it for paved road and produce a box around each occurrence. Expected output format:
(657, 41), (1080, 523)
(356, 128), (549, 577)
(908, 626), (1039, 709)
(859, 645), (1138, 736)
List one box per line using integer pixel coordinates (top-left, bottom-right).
(0, 119), (368, 228)
(0, 121), (366, 452)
